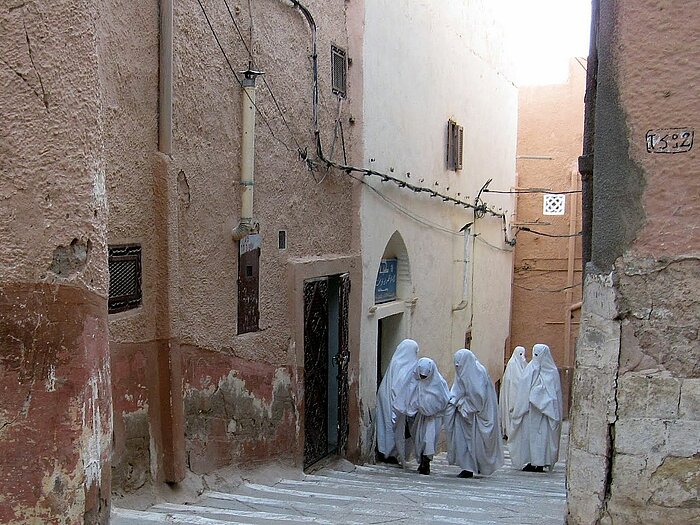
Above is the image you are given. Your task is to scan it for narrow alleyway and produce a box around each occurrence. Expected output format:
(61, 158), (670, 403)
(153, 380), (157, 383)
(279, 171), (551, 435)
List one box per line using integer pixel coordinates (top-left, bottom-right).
(112, 429), (567, 525)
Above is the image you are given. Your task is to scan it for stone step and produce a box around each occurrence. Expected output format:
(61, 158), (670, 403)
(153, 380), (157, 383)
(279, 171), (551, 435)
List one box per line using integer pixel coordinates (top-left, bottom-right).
(112, 448), (568, 525)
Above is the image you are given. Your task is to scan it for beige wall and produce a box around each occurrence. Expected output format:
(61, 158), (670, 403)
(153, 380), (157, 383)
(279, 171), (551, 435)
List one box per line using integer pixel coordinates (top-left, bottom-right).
(105, 0), (363, 493)
(510, 59), (585, 412)
(567, 1), (700, 523)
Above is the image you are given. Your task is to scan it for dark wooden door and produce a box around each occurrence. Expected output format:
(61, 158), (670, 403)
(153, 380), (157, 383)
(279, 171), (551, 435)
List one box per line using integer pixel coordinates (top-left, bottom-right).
(303, 278), (329, 468)
(336, 273), (350, 454)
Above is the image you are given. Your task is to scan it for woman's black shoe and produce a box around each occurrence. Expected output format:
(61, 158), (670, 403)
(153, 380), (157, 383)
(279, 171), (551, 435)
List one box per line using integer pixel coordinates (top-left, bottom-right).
(417, 455), (431, 475)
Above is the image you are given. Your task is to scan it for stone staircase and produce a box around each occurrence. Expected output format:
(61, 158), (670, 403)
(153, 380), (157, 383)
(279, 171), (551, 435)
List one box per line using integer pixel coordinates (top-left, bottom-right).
(112, 442), (567, 525)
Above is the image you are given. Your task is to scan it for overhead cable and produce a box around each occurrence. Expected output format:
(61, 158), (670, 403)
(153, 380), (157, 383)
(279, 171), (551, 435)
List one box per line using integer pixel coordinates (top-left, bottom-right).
(484, 188), (582, 195)
(196, 0), (297, 154)
(287, 0), (507, 221)
(514, 282), (582, 293)
(517, 227), (582, 238)
(222, 0), (305, 155)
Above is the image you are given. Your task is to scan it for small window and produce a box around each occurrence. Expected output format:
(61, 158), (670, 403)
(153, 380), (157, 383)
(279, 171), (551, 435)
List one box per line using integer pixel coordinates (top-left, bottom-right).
(447, 120), (464, 171)
(278, 230), (287, 250)
(331, 45), (347, 98)
(108, 244), (142, 314)
(543, 194), (566, 215)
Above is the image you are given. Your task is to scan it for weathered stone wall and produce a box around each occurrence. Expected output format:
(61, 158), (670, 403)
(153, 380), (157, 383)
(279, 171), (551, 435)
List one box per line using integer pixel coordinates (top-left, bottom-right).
(567, 1), (700, 523)
(0, 1), (111, 522)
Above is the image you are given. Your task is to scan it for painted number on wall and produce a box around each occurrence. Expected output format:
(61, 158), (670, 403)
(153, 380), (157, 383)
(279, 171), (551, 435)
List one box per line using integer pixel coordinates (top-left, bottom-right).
(646, 128), (694, 154)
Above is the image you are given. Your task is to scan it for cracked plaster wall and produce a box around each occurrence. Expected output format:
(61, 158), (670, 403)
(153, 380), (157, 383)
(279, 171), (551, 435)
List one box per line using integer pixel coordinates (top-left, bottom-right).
(566, 1), (700, 524)
(0, 1), (111, 523)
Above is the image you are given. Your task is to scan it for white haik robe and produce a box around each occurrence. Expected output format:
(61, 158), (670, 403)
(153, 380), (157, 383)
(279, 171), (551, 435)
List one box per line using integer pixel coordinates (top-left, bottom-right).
(509, 344), (563, 470)
(498, 346), (528, 440)
(376, 339), (419, 457)
(393, 357), (450, 463)
(445, 349), (504, 475)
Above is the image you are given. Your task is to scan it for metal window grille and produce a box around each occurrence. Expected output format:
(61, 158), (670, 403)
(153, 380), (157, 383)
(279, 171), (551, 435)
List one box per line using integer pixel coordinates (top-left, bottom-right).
(108, 244), (142, 314)
(447, 120), (464, 171)
(331, 45), (347, 98)
(543, 194), (566, 215)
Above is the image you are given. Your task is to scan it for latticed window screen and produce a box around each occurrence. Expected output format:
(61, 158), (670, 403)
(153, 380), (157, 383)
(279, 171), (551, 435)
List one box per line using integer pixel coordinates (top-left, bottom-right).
(447, 120), (464, 171)
(543, 194), (566, 215)
(108, 244), (142, 314)
(331, 45), (347, 98)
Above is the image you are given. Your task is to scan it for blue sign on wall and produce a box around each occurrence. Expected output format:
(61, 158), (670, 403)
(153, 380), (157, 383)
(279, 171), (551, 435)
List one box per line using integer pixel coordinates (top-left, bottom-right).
(375, 258), (398, 304)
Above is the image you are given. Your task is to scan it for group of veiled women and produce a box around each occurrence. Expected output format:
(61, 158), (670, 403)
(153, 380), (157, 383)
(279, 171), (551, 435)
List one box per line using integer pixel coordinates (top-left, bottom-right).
(376, 339), (563, 478)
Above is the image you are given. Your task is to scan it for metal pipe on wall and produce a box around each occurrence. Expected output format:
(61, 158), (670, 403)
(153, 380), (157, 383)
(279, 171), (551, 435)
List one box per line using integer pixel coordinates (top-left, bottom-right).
(232, 69), (263, 240)
(159, 0), (173, 154)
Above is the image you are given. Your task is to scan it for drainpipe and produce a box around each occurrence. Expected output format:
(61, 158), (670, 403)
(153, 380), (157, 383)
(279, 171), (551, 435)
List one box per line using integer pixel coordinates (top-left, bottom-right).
(232, 67), (264, 241)
(159, 0), (173, 155)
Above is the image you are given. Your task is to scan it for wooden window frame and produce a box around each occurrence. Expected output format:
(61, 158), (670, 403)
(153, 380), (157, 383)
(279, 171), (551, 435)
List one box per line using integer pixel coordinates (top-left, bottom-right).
(447, 119), (464, 171)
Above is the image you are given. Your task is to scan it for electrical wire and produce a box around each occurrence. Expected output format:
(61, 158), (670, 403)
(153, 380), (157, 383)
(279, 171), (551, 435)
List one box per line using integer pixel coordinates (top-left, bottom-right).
(484, 188), (582, 195)
(517, 227), (582, 238)
(347, 172), (462, 236)
(315, 96), (344, 184)
(513, 268), (564, 281)
(513, 282), (582, 293)
(475, 234), (513, 252)
(287, 0), (508, 222)
(222, 0), (305, 155)
(196, 0), (297, 154)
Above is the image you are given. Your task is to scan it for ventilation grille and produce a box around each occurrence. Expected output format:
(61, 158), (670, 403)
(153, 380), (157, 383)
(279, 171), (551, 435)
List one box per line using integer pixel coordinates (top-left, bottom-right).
(108, 244), (142, 314)
(331, 45), (347, 98)
(543, 194), (566, 215)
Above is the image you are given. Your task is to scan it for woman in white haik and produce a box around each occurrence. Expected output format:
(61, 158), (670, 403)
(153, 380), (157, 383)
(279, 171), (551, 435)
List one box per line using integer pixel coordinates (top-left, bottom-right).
(498, 346), (528, 441)
(393, 357), (450, 475)
(376, 339), (419, 463)
(445, 349), (504, 478)
(509, 343), (563, 472)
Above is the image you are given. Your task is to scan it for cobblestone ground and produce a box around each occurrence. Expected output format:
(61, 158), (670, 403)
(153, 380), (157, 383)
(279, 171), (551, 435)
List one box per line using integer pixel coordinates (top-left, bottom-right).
(112, 429), (567, 525)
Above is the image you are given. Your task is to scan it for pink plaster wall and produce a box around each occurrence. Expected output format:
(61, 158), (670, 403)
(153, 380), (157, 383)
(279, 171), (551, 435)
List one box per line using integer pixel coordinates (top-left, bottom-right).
(511, 60), (585, 369)
(0, 1), (112, 521)
(616, 1), (700, 257)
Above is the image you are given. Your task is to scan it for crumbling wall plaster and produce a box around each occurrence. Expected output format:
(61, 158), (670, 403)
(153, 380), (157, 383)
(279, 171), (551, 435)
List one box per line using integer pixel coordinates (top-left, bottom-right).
(567, 1), (700, 523)
(1, 0), (111, 522)
(182, 347), (298, 474)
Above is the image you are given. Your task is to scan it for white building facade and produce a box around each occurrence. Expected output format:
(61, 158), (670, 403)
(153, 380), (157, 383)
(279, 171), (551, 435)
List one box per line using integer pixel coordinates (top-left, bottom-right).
(351, 0), (519, 455)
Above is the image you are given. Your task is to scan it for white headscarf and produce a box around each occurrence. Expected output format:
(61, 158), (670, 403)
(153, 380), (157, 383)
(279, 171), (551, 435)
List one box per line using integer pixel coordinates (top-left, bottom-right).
(450, 349), (493, 414)
(509, 344), (563, 469)
(512, 344), (563, 425)
(393, 357), (450, 418)
(393, 357), (450, 462)
(445, 349), (504, 475)
(376, 339), (419, 456)
(499, 346), (528, 438)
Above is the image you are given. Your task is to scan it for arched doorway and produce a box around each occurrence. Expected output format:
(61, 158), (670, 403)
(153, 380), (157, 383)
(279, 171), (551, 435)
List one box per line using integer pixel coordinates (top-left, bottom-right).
(374, 231), (412, 388)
